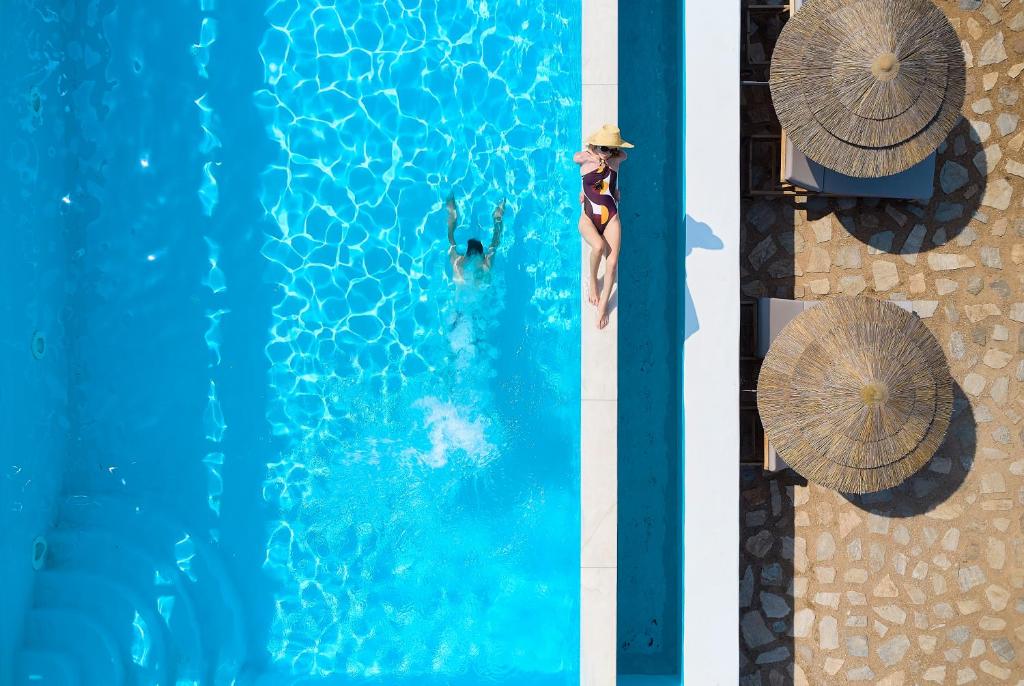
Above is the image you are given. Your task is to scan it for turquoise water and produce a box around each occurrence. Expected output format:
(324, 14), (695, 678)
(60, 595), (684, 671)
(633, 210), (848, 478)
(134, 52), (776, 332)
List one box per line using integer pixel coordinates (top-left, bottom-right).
(3, 0), (581, 683)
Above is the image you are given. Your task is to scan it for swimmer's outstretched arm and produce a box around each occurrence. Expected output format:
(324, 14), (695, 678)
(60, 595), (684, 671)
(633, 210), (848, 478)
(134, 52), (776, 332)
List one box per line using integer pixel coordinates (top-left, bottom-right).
(486, 198), (505, 268)
(447, 191), (458, 247)
(490, 199), (505, 250)
(447, 192), (461, 268)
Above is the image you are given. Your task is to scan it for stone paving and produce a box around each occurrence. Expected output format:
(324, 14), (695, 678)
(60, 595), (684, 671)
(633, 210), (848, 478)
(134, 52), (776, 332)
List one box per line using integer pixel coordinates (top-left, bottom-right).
(741, 1), (1024, 684)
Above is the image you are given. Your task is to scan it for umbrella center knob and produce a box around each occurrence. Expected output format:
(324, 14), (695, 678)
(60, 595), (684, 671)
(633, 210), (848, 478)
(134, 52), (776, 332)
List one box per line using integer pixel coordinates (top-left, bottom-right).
(871, 52), (900, 82)
(860, 382), (890, 406)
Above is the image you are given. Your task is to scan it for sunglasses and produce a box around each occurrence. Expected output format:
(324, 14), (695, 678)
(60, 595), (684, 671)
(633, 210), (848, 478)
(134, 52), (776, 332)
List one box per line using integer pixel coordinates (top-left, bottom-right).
(599, 145), (616, 152)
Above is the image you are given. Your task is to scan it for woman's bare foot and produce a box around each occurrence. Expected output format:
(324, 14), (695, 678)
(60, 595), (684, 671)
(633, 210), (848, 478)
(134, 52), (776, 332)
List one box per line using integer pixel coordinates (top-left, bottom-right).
(596, 295), (609, 329)
(588, 275), (600, 306)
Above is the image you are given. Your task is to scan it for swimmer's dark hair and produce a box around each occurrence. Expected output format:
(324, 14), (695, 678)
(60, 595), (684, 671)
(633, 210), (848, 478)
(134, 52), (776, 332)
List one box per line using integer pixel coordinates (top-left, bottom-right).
(466, 239), (484, 257)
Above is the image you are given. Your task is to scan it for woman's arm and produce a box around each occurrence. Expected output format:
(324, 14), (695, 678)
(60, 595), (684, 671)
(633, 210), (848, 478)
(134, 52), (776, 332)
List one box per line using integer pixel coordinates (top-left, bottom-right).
(611, 151), (624, 200)
(446, 192), (458, 248)
(447, 192), (461, 269)
(485, 199), (505, 269)
(489, 199), (505, 252)
(573, 150), (591, 165)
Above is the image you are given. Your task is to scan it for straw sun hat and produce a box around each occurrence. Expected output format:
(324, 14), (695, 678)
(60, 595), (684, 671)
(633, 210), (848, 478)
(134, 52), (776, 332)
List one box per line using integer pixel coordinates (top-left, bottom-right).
(586, 124), (634, 149)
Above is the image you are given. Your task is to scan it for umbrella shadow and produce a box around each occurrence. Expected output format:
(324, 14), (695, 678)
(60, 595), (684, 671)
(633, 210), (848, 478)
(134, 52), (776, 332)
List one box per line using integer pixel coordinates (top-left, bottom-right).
(807, 118), (989, 252)
(842, 381), (976, 517)
(683, 214), (725, 342)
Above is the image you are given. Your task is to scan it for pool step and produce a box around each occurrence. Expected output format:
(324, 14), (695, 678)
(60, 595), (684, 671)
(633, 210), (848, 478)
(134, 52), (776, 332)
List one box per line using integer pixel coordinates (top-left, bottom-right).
(45, 527), (205, 682)
(56, 493), (246, 678)
(21, 608), (126, 686)
(11, 493), (247, 686)
(32, 569), (172, 686)
(13, 650), (81, 686)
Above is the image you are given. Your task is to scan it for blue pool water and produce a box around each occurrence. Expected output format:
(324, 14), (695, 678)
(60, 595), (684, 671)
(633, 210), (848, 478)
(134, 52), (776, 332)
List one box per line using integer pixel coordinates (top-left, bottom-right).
(2, 1), (581, 683)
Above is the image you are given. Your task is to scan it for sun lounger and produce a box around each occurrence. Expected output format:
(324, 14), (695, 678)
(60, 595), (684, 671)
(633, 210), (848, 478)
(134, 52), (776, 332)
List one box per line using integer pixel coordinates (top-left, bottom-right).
(783, 139), (936, 201)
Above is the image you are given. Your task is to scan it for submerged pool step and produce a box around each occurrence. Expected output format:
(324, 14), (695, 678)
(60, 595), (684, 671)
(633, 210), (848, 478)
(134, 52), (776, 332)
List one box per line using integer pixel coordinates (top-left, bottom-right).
(13, 649), (81, 686)
(32, 569), (171, 686)
(56, 494), (245, 680)
(21, 608), (126, 686)
(45, 527), (205, 683)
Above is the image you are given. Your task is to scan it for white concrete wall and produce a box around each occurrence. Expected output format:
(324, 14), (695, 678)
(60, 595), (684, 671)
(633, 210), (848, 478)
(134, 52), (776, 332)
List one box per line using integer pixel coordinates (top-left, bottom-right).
(580, 0), (618, 684)
(682, 0), (740, 683)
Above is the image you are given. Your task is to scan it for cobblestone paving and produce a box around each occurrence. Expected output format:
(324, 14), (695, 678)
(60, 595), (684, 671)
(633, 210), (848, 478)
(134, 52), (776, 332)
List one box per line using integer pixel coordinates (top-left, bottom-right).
(741, 2), (1024, 684)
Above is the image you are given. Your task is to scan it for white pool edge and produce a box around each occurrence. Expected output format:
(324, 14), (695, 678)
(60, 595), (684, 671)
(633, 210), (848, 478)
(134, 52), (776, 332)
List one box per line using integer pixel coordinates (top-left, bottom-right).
(580, 0), (618, 684)
(682, 0), (740, 684)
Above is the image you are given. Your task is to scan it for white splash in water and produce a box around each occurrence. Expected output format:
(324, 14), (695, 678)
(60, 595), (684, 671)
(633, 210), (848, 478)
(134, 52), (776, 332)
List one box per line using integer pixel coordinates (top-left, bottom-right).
(405, 397), (495, 468)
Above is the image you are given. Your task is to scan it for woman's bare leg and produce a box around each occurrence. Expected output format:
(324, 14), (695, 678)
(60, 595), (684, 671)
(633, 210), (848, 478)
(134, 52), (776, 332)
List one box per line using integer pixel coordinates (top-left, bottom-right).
(596, 215), (621, 330)
(579, 213), (608, 306)
(588, 242), (605, 306)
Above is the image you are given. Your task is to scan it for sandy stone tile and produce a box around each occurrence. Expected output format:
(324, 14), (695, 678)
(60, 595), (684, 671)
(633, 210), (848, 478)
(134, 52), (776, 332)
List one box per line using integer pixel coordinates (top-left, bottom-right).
(740, 3), (1024, 683)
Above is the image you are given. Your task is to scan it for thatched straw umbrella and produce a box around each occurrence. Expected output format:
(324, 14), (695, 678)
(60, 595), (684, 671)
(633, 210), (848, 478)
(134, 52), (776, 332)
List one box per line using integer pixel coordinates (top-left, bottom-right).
(757, 297), (953, 493)
(770, 0), (965, 178)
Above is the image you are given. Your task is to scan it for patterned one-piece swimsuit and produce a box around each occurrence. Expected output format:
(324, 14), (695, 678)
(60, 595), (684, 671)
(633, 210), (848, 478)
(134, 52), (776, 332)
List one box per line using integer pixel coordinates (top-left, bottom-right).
(582, 160), (618, 235)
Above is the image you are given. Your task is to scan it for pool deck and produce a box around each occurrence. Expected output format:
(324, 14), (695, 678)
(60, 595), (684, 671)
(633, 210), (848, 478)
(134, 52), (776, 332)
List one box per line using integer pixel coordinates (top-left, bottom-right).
(580, 0), (619, 683)
(740, 4), (1024, 683)
(580, 0), (741, 682)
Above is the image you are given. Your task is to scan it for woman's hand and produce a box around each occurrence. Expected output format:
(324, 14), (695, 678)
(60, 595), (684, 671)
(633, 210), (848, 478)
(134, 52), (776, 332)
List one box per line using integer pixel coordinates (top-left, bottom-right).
(579, 191), (585, 205)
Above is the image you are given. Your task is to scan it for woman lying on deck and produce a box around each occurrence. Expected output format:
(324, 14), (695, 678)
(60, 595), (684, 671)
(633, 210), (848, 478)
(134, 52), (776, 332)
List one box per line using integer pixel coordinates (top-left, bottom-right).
(574, 124), (632, 330)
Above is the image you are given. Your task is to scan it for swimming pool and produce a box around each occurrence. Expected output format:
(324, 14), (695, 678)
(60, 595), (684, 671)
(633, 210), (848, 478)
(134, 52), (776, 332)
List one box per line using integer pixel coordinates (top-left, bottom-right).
(3, 0), (581, 683)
